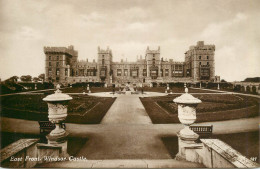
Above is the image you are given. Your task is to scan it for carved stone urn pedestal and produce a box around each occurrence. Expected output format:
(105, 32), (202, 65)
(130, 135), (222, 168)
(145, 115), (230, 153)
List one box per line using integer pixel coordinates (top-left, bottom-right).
(41, 84), (72, 158)
(173, 87), (201, 161)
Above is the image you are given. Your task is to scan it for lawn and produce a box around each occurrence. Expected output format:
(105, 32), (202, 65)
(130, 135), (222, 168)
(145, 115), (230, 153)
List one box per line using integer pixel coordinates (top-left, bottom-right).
(161, 131), (259, 163)
(61, 87), (119, 93)
(139, 87), (220, 93)
(1, 94), (116, 124)
(140, 94), (259, 123)
(61, 86), (220, 94)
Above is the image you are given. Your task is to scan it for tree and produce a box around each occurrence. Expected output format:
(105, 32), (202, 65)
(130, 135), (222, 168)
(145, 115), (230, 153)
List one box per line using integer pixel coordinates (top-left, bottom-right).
(38, 73), (45, 81)
(6, 76), (19, 83)
(221, 79), (227, 82)
(20, 75), (32, 82)
(33, 77), (40, 82)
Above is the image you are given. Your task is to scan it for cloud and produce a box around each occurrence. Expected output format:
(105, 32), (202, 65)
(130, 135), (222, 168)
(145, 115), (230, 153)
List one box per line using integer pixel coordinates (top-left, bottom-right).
(201, 13), (248, 40)
(15, 26), (43, 40)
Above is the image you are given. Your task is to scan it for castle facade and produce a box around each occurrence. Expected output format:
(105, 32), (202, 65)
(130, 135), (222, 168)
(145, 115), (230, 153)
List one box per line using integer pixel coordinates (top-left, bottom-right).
(44, 41), (215, 85)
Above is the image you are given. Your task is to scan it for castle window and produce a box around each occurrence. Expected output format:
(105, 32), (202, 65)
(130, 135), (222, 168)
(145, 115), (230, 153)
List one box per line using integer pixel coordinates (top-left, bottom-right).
(143, 69), (147, 76)
(124, 69), (128, 76)
(160, 69), (163, 77)
(56, 69), (60, 76)
(207, 56), (209, 59)
(49, 62), (51, 66)
(102, 59), (105, 66)
(57, 56), (59, 60)
(49, 56), (51, 60)
(207, 62), (209, 65)
(199, 62), (201, 65)
(56, 62), (59, 67)
(153, 54), (155, 58)
(65, 68), (68, 76)
(165, 69), (169, 76)
(117, 69), (122, 76)
(131, 70), (138, 77)
(152, 58), (155, 65)
(199, 56), (201, 60)
(48, 68), (52, 77)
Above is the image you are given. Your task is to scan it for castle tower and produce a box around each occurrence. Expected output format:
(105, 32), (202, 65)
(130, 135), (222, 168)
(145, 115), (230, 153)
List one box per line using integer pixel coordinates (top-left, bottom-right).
(97, 46), (113, 84)
(44, 45), (78, 85)
(184, 41), (215, 82)
(145, 46), (161, 79)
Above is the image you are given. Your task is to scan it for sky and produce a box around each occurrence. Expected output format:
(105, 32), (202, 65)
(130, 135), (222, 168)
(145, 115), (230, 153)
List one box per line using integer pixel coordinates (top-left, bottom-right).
(0, 0), (259, 81)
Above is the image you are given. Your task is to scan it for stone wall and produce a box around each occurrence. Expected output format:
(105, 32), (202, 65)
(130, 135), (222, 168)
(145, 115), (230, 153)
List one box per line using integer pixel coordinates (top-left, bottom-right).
(178, 138), (259, 168)
(0, 139), (39, 168)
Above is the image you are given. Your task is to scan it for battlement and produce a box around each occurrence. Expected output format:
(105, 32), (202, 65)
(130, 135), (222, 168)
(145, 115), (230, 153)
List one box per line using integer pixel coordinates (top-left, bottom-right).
(189, 41), (215, 51)
(146, 46), (160, 54)
(98, 46), (112, 55)
(44, 45), (78, 56)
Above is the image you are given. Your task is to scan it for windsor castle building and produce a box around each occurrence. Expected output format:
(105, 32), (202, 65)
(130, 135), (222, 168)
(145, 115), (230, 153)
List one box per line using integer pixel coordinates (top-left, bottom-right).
(44, 41), (215, 85)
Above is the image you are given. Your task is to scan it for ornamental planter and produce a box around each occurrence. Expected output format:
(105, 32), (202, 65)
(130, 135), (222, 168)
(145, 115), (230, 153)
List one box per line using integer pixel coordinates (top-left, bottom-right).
(173, 87), (201, 141)
(43, 84), (72, 137)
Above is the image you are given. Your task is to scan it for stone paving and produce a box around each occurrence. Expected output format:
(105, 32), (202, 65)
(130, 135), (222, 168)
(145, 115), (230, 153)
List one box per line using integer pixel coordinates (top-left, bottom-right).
(76, 94), (170, 159)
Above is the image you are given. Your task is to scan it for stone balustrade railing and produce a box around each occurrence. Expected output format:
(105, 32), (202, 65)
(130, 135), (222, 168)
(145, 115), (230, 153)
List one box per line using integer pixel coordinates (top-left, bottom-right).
(180, 138), (259, 168)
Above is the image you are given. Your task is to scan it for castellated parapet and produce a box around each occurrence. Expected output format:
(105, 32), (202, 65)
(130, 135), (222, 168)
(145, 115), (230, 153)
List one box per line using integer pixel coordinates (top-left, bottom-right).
(44, 45), (78, 56)
(44, 41), (215, 85)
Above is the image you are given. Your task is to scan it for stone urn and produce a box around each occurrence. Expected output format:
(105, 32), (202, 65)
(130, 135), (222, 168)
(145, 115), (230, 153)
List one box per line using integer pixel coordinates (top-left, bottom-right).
(173, 87), (201, 141)
(43, 84), (72, 137)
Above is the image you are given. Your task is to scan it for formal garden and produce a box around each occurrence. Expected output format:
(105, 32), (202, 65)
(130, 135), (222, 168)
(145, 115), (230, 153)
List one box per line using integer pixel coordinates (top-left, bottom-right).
(140, 94), (259, 123)
(1, 94), (116, 124)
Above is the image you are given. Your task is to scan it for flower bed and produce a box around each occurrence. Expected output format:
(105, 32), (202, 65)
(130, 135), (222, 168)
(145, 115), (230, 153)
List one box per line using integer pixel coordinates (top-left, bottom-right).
(140, 94), (259, 123)
(1, 94), (116, 124)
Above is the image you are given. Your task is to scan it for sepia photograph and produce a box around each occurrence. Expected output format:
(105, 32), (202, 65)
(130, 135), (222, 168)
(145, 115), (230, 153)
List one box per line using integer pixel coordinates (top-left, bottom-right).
(0, 0), (259, 168)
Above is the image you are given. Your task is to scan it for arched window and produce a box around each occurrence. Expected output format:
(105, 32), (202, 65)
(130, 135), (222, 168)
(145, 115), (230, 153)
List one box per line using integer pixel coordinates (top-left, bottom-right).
(207, 56), (209, 59)
(199, 62), (201, 65)
(49, 56), (51, 60)
(199, 56), (201, 59)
